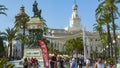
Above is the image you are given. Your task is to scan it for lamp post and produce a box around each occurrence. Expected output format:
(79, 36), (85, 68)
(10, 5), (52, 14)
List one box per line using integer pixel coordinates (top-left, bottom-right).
(113, 40), (116, 57)
(117, 36), (120, 63)
(117, 35), (120, 68)
(16, 48), (17, 59)
(113, 39), (117, 67)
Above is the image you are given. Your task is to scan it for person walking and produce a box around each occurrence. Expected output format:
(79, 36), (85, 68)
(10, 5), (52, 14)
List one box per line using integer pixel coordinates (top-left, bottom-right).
(57, 56), (64, 68)
(27, 58), (31, 68)
(49, 53), (57, 68)
(85, 58), (90, 68)
(94, 57), (105, 68)
(70, 58), (77, 68)
(78, 57), (83, 68)
(23, 58), (28, 68)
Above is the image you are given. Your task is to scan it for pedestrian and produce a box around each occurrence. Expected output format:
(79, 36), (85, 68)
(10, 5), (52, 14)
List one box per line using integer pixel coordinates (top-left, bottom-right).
(71, 58), (77, 68)
(85, 58), (90, 68)
(70, 57), (73, 68)
(34, 58), (39, 68)
(94, 57), (105, 68)
(57, 56), (61, 68)
(49, 53), (57, 68)
(23, 58), (28, 68)
(57, 56), (64, 68)
(59, 57), (64, 68)
(78, 57), (83, 68)
(27, 58), (31, 68)
(49, 56), (55, 68)
(110, 63), (113, 68)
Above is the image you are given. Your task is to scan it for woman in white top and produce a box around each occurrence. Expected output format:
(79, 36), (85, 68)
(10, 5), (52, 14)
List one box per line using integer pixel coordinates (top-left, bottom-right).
(94, 57), (105, 68)
(85, 59), (90, 68)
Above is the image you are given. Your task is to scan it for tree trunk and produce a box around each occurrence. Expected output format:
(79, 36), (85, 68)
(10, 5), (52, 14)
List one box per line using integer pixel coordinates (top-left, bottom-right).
(106, 22), (112, 58)
(21, 42), (24, 58)
(21, 26), (25, 58)
(72, 50), (73, 58)
(76, 48), (79, 65)
(111, 7), (117, 63)
(9, 43), (12, 60)
(76, 48), (79, 58)
(111, 7), (116, 43)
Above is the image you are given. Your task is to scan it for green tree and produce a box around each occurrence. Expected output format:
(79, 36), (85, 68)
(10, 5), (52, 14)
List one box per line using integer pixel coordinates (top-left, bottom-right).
(64, 39), (74, 57)
(0, 37), (4, 57)
(41, 17), (48, 34)
(73, 38), (83, 58)
(95, 1), (115, 57)
(93, 21), (104, 40)
(95, 0), (120, 59)
(0, 58), (14, 68)
(14, 15), (29, 58)
(104, 0), (120, 42)
(64, 38), (83, 59)
(2, 28), (17, 59)
(0, 5), (7, 15)
(48, 42), (55, 54)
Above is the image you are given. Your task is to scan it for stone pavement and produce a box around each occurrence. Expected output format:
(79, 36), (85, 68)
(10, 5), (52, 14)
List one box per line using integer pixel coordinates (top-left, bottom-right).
(64, 64), (93, 68)
(77, 66), (93, 68)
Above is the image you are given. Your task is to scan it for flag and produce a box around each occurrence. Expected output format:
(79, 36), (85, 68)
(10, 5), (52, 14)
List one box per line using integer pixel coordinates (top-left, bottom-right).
(39, 40), (49, 68)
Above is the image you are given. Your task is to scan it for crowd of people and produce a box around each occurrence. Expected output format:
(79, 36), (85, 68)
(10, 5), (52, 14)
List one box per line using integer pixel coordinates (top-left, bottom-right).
(22, 54), (114, 68)
(49, 53), (91, 68)
(49, 53), (114, 68)
(23, 57), (39, 68)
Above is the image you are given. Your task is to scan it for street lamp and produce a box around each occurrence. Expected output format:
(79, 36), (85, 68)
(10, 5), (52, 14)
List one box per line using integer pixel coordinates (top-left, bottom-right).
(117, 36), (120, 63)
(113, 40), (116, 57)
(117, 35), (120, 68)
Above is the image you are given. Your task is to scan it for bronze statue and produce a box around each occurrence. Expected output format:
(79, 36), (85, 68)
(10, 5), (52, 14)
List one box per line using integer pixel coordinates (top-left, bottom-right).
(32, 0), (42, 18)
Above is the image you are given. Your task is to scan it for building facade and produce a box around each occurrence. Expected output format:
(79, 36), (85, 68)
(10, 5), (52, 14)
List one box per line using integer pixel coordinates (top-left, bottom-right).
(45, 2), (101, 59)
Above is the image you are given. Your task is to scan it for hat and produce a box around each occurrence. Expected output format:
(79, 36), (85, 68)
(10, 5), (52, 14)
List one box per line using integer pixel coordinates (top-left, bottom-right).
(72, 58), (75, 61)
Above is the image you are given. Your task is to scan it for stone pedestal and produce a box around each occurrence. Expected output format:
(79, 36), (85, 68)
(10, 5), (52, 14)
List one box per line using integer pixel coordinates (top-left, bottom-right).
(23, 48), (43, 60)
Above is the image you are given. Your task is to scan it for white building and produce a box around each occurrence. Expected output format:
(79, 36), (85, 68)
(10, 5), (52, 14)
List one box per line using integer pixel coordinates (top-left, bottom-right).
(44, 2), (101, 59)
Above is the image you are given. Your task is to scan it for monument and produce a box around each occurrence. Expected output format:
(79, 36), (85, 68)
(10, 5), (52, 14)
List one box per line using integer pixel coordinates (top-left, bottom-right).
(27, 0), (45, 48)
(24, 0), (47, 60)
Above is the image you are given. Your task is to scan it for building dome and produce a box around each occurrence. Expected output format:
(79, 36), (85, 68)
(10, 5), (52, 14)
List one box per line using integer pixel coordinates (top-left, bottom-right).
(16, 5), (28, 17)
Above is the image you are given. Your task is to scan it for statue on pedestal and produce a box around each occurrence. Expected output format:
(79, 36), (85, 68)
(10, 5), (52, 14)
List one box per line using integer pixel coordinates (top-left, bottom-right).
(32, 0), (42, 18)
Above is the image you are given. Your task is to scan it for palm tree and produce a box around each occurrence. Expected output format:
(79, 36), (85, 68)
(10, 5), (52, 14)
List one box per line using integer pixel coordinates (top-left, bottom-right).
(64, 39), (74, 57)
(64, 38), (83, 59)
(41, 17), (48, 34)
(104, 0), (120, 42)
(0, 5), (7, 15)
(97, 0), (120, 46)
(96, 0), (120, 58)
(14, 16), (29, 32)
(93, 21), (104, 40)
(95, 1), (116, 57)
(14, 15), (29, 58)
(2, 28), (17, 59)
(0, 36), (4, 57)
(73, 38), (83, 59)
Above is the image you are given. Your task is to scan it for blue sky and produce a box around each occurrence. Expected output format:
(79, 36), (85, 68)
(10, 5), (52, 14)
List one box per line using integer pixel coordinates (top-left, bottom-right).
(0, 0), (119, 32)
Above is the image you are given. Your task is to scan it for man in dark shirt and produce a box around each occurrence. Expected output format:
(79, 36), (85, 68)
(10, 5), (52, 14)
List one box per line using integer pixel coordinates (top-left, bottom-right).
(79, 57), (83, 68)
(50, 53), (57, 68)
